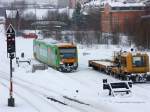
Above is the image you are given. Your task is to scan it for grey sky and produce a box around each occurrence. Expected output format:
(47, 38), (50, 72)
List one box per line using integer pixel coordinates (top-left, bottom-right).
(1, 0), (57, 4)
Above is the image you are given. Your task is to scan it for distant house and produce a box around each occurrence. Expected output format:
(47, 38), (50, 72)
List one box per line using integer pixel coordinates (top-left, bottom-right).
(0, 1), (6, 16)
(57, 0), (70, 8)
(0, 8), (5, 17)
(5, 10), (18, 19)
(100, 1), (148, 33)
(145, 0), (150, 13)
(5, 9), (19, 29)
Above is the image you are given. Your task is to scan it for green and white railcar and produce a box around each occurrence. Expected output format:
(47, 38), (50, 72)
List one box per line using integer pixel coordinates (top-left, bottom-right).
(33, 39), (78, 72)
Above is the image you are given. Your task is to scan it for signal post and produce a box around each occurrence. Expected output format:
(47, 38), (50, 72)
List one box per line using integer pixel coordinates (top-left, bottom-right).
(6, 24), (16, 107)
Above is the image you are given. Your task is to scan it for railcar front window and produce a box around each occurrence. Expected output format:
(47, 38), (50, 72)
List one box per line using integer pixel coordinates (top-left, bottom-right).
(59, 48), (76, 58)
(132, 56), (145, 67)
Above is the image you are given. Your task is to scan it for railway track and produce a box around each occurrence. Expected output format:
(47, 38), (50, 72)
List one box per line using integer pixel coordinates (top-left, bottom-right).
(0, 78), (41, 112)
(0, 72), (75, 112)
(133, 84), (150, 101)
(0, 70), (105, 112)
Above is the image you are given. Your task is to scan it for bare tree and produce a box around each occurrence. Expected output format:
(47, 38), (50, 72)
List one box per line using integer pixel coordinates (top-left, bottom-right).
(10, 0), (27, 16)
(134, 17), (150, 49)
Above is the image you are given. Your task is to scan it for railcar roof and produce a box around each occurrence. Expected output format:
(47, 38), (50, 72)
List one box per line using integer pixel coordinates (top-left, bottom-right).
(35, 39), (76, 47)
(121, 51), (148, 57)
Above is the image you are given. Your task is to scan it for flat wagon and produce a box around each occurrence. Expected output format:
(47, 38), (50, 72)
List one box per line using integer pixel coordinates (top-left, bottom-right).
(89, 51), (150, 82)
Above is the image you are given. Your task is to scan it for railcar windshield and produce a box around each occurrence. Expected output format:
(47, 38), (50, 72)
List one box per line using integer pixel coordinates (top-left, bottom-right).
(59, 47), (77, 58)
(132, 56), (145, 67)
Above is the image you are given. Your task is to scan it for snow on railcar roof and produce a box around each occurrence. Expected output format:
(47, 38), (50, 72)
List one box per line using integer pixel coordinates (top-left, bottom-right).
(36, 38), (58, 44)
(35, 38), (75, 47)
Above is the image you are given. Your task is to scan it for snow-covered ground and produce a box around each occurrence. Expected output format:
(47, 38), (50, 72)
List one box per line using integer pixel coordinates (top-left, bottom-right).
(1, 24), (150, 112)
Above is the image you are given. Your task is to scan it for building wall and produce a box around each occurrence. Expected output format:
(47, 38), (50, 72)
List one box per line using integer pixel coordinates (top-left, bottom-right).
(101, 4), (148, 33)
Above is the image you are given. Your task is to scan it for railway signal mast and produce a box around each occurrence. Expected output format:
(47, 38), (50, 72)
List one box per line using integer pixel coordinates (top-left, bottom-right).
(6, 24), (16, 107)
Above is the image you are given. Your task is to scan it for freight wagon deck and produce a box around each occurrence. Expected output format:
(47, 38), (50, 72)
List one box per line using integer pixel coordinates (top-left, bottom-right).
(89, 60), (113, 72)
(89, 51), (150, 82)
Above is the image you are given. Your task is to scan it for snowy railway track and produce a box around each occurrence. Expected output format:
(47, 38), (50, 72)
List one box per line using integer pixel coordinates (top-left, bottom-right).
(0, 70), (104, 112)
(0, 78), (41, 112)
(0, 70), (63, 96)
(0, 72), (73, 112)
(133, 84), (150, 101)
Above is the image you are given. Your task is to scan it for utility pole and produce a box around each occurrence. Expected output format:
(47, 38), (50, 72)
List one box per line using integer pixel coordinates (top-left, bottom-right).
(34, 2), (37, 34)
(6, 24), (16, 107)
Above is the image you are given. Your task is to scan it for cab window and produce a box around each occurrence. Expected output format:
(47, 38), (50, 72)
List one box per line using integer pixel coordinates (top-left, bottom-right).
(132, 56), (145, 67)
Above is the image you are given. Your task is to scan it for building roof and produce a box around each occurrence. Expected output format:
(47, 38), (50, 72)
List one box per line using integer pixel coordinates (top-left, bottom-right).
(83, 0), (145, 9)
(109, 2), (145, 7)
(84, 0), (145, 6)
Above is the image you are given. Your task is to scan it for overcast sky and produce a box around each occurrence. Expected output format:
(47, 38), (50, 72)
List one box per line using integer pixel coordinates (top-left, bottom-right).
(1, 0), (57, 4)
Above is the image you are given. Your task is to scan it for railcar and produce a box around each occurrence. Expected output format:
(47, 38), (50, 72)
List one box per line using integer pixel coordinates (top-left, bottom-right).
(89, 51), (150, 82)
(33, 39), (78, 72)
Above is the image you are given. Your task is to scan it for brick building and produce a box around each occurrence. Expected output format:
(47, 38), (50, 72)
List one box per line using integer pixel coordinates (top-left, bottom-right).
(100, 1), (149, 33)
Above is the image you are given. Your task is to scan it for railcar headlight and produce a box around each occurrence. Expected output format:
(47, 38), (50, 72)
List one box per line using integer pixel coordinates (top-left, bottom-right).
(60, 61), (63, 64)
